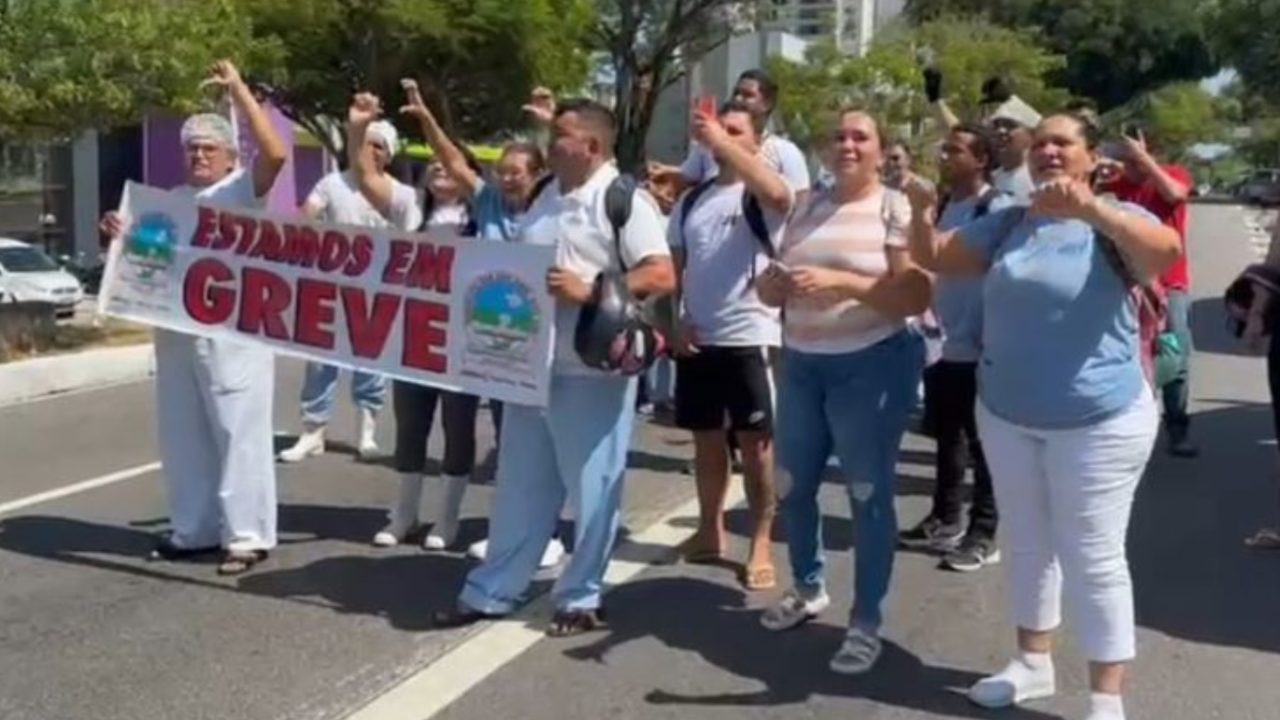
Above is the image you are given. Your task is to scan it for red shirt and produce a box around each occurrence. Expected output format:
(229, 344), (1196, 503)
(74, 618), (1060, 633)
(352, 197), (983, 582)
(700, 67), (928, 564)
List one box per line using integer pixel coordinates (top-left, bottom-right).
(1106, 165), (1193, 291)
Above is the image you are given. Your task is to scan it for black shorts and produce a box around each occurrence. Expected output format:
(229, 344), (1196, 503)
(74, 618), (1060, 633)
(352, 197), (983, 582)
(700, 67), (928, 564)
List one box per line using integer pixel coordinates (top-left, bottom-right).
(675, 346), (776, 432)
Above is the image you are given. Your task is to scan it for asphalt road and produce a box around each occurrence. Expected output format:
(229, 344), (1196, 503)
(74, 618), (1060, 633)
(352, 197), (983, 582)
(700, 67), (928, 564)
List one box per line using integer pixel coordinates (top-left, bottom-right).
(2, 203), (1278, 720)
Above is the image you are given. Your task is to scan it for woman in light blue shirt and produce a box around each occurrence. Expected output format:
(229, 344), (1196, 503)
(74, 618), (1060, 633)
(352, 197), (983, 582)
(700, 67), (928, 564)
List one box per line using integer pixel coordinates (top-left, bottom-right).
(906, 113), (1181, 720)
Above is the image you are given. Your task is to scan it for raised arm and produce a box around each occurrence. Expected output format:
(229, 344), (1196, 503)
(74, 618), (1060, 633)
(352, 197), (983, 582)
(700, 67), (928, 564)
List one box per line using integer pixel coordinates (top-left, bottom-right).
(1124, 133), (1191, 205)
(344, 93), (399, 218)
(690, 110), (792, 214)
(903, 175), (989, 275)
(400, 79), (481, 197)
(203, 60), (286, 199)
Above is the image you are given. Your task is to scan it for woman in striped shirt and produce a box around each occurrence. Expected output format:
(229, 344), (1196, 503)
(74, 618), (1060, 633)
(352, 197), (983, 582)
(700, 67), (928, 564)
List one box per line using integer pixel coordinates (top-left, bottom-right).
(756, 109), (932, 674)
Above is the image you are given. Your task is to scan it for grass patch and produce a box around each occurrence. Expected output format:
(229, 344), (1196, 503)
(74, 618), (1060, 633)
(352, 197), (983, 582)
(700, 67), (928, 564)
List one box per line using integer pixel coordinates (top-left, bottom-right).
(0, 318), (152, 364)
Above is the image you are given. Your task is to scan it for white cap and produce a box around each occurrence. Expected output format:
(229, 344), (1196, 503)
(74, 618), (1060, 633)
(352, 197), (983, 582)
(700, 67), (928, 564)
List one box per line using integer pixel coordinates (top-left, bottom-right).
(367, 121), (399, 153)
(180, 113), (236, 150)
(988, 95), (1042, 129)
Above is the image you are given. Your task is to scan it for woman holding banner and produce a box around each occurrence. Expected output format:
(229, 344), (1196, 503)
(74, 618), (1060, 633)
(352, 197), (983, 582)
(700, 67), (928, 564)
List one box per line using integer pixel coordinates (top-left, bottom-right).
(364, 81), (565, 566)
(99, 60), (287, 576)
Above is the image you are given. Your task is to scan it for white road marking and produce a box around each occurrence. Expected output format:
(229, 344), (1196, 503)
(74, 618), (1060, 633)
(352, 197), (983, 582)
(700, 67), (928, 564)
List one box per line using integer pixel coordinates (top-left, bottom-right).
(343, 484), (749, 720)
(0, 461), (161, 517)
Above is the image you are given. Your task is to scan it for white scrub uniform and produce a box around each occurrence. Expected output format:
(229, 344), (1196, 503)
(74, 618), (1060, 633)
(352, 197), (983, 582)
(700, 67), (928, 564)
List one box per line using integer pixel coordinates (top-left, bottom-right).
(156, 169), (277, 552)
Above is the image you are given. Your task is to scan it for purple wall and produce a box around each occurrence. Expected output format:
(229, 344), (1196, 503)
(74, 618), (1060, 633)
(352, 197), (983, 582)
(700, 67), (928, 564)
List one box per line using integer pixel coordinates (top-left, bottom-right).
(143, 101), (298, 212)
(293, 145), (328, 201)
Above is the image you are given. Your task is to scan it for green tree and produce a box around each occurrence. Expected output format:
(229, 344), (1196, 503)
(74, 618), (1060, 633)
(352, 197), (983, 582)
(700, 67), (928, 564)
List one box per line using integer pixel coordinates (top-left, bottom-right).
(768, 16), (1067, 154)
(904, 0), (1217, 111)
(237, 0), (594, 160)
(594, 0), (756, 170)
(0, 0), (277, 140)
(1106, 82), (1222, 161)
(1211, 0), (1280, 105)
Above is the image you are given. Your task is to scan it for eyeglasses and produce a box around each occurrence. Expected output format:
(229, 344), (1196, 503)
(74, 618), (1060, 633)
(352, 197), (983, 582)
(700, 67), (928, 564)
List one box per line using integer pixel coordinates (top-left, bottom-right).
(185, 143), (226, 157)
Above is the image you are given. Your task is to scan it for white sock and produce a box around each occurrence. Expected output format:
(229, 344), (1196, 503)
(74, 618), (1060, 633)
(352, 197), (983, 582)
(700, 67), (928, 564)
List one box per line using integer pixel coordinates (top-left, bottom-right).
(1087, 692), (1125, 720)
(1018, 651), (1052, 671)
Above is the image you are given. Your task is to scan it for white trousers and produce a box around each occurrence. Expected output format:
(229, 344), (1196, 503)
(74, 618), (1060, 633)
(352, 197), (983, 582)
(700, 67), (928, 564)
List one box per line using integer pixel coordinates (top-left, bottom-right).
(154, 330), (278, 552)
(977, 391), (1157, 663)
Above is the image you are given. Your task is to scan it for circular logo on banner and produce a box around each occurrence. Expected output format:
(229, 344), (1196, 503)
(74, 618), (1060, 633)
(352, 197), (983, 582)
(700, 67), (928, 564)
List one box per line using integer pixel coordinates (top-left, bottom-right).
(124, 212), (179, 281)
(464, 272), (540, 364)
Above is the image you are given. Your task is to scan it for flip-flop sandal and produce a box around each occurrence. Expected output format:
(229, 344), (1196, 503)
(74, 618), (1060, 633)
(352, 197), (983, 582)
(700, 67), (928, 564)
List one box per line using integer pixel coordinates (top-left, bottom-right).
(216, 549), (268, 576)
(678, 538), (723, 565)
(1245, 528), (1280, 549)
(546, 608), (607, 638)
(742, 564), (777, 591)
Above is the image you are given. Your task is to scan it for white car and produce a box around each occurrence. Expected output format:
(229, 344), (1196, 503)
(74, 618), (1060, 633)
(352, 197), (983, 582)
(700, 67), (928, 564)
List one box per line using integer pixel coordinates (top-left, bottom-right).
(0, 238), (85, 319)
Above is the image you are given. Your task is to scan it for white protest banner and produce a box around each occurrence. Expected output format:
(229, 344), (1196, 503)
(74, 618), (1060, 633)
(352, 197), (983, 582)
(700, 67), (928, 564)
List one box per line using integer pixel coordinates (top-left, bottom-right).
(98, 181), (556, 406)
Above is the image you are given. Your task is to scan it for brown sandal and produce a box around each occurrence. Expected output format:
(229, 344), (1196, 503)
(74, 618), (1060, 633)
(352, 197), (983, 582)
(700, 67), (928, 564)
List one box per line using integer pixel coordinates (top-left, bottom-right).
(217, 549), (268, 576)
(546, 608), (608, 637)
(678, 537), (723, 565)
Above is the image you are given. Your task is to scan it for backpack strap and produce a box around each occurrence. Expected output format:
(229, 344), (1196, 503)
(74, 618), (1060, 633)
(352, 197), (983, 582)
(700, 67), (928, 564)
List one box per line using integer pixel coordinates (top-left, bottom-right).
(677, 178), (719, 255)
(741, 192), (774, 259)
(604, 173), (637, 272)
(973, 186), (1003, 219)
(526, 174), (555, 211)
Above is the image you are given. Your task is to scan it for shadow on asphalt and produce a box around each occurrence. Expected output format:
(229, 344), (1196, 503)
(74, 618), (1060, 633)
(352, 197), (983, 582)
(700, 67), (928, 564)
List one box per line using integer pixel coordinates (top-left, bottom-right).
(562, 576), (1056, 718)
(1129, 398), (1280, 657)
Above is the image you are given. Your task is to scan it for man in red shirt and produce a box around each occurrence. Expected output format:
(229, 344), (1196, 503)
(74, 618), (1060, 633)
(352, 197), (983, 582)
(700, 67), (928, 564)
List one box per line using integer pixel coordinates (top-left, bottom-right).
(1106, 129), (1197, 458)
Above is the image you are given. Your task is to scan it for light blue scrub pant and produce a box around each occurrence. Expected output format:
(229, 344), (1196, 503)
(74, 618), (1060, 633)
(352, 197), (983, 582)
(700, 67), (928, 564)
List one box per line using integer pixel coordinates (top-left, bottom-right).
(298, 361), (386, 426)
(460, 372), (637, 614)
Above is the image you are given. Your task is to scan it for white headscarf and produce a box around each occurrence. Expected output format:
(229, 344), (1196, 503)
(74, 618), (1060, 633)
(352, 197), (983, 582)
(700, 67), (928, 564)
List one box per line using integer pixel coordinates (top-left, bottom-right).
(367, 121), (399, 153)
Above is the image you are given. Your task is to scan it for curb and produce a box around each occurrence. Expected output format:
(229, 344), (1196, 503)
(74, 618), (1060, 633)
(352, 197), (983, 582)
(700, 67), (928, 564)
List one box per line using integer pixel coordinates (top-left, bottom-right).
(0, 343), (155, 408)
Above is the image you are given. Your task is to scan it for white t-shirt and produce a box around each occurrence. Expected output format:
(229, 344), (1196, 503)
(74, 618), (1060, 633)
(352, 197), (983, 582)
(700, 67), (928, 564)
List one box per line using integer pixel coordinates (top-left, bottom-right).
(426, 202), (468, 230)
(668, 181), (787, 346)
(518, 163), (671, 376)
(681, 135), (811, 191)
(992, 164), (1035, 204)
(306, 170), (423, 231)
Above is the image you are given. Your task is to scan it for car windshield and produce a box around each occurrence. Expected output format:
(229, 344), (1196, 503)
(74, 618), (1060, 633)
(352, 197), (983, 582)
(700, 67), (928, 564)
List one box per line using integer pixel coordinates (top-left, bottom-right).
(0, 246), (59, 273)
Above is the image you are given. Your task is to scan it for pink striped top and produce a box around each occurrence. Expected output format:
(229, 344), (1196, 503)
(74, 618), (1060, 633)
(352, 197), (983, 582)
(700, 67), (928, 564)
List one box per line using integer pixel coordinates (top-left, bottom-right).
(780, 187), (912, 354)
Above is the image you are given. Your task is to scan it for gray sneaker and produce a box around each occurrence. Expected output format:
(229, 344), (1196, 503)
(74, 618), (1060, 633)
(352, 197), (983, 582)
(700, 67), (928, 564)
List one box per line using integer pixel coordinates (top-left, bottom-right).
(942, 534), (1001, 572)
(898, 516), (964, 551)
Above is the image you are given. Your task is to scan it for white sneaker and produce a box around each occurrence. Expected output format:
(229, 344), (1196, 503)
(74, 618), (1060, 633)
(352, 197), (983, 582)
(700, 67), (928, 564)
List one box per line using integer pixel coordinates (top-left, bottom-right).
(356, 408), (380, 460)
(279, 426), (325, 463)
(539, 538), (566, 568)
(372, 474), (424, 547)
(465, 537), (566, 569)
(968, 654), (1057, 709)
(761, 587), (831, 631)
(423, 474), (468, 550)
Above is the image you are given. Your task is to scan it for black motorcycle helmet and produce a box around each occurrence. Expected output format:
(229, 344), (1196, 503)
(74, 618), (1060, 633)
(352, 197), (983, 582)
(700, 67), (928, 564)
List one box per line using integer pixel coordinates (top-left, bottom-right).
(574, 270), (667, 375)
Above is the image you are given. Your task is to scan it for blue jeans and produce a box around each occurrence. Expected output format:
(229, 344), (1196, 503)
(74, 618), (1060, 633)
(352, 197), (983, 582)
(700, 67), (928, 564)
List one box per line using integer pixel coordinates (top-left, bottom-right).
(461, 373), (637, 614)
(645, 357), (675, 405)
(777, 330), (924, 632)
(299, 361), (386, 425)
(1161, 290), (1192, 431)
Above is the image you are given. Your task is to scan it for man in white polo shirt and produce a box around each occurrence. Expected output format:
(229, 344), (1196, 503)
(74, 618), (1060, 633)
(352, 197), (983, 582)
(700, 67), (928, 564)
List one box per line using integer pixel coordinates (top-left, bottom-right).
(435, 99), (675, 636)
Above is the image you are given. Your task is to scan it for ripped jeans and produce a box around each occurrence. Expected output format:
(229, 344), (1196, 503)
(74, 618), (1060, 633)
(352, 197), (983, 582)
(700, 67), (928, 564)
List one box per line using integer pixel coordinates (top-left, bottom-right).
(776, 330), (924, 632)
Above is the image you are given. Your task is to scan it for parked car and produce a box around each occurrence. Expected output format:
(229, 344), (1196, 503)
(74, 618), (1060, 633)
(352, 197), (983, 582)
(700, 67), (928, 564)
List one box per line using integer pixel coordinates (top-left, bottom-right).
(0, 238), (85, 318)
(1237, 169), (1280, 206)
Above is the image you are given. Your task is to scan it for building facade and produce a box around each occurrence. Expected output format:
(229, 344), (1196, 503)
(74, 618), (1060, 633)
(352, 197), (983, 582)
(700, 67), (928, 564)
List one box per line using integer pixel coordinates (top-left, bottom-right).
(760, 0), (904, 56)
